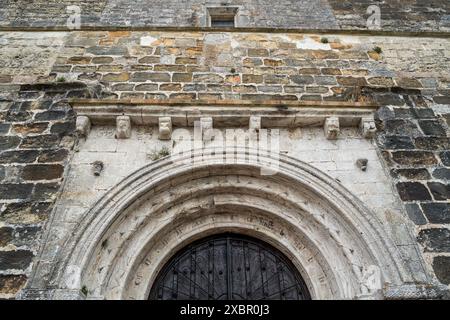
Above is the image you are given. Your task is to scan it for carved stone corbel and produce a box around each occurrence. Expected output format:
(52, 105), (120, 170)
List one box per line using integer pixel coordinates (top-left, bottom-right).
(249, 116), (261, 131)
(200, 117), (213, 141)
(158, 117), (172, 140)
(76, 116), (91, 137)
(360, 117), (377, 139)
(324, 116), (340, 140)
(115, 115), (131, 139)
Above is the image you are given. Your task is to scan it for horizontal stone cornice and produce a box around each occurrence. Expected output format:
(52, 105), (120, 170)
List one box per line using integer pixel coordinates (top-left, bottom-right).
(0, 26), (449, 38)
(70, 99), (378, 128)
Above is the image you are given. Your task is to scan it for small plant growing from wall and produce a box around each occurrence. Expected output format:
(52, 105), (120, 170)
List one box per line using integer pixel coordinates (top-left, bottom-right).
(81, 285), (88, 297)
(149, 146), (170, 161)
(321, 37), (329, 44)
(56, 76), (66, 83)
(368, 46), (383, 61)
(373, 46), (382, 54)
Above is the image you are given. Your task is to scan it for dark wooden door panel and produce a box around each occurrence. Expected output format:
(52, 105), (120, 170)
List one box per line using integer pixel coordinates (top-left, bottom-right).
(149, 234), (311, 300)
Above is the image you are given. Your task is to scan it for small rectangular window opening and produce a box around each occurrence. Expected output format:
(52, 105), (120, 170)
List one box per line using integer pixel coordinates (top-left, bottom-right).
(211, 18), (235, 28)
(208, 7), (238, 28)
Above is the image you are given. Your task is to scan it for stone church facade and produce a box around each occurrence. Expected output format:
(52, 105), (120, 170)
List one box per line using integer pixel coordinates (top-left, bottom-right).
(0, 1), (449, 300)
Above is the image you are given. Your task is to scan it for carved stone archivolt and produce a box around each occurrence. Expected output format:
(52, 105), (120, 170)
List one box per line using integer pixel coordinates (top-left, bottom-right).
(35, 148), (431, 300)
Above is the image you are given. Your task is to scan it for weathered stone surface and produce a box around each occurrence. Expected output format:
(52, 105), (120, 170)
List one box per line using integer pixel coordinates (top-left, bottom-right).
(248, 49), (269, 57)
(5, 110), (33, 122)
(418, 229), (450, 253)
(172, 73), (193, 83)
(241, 94), (297, 101)
(122, 93), (145, 99)
(414, 137), (450, 151)
(392, 168), (431, 180)
(315, 76), (337, 86)
(0, 226), (40, 248)
(368, 77), (395, 87)
(137, 56), (159, 64)
(50, 122), (76, 135)
(374, 94), (405, 106)
(382, 136), (415, 150)
(112, 84), (135, 91)
(336, 77), (367, 86)
(0, 275), (27, 295)
(12, 122), (48, 135)
(92, 57), (114, 64)
(20, 135), (60, 149)
(160, 83), (182, 91)
(21, 164), (64, 181)
(38, 149), (69, 163)
(102, 73), (130, 82)
(396, 182), (432, 201)
(0, 123), (10, 134)
(1, 0), (448, 33)
(32, 183), (60, 201)
(384, 120), (421, 136)
(404, 203), (428, 226)
(418, 120), (447, 136)
(433, 256), (450, 285)
(291, 76), (314, 85)
(0, 202), (51, 224)
(131, 72), (170, 82)
(427, 182), (450, 201)
(86, 46), (128, 56)
(421, 203), (450, 224)
(440, 151), (450, 166)
(194, 74), (224, 83)
(433, 96), (450, 104)
(0, 150), (39, 164)
(391, 151), (437, 166)
(396, 78), (423, 89)
(0, 250), (34, 270)
(134, 84), (158, 91)
(242, 74), (263, 84)
(0, 184), (33, 200)
(0, 136), (21, 151)
(432, 168), (450, 180)
(0, 227), (13, 247)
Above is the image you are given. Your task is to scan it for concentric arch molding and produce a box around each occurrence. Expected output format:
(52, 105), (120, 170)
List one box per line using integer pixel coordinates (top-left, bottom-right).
(34, 147), (439, 300)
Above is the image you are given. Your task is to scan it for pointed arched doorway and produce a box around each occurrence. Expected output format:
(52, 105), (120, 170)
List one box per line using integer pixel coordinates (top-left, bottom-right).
(149, 233), (311, 300)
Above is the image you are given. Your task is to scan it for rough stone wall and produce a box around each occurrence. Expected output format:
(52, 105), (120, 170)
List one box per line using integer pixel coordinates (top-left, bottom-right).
(0, 0), (449, 32)
(0, 0), (108, 27)
(32, 32), (450, 103)
(0, 80), (99, 298)
(328, 0), (450, 32)
(0, 32), (91, 298)
(375, 94), (450, 286)
(0, 30), (449, 298)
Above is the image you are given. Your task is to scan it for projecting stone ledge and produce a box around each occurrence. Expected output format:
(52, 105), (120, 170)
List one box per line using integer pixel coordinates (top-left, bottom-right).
(70, 99), (378, 140)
